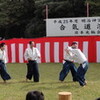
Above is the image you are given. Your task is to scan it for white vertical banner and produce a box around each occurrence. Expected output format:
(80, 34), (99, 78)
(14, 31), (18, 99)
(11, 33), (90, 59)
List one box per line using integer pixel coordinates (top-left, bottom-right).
(45, 42), (50, 63)
(36, 43), (41, 63)
(19, 44), (24, 63)
(11, 44), (16, 63)
(5, 45), (8, 63)
(83, 41), (88, 60)
(54, 42), (59, 62)
(63, 42), (69, 59)
(96, 41), (100, 62)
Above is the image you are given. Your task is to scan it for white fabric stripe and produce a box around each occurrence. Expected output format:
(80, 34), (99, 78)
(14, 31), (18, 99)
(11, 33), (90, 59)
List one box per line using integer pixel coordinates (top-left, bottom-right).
(77, 42), (79, 48)
(11, 44), (16, 63)
(96, 41), (100, 62)
(27, 44), (30, 48)
(36, 43), (41, 63)
(54, 42), (59, 62)
(5, 45), (8, 63)
(45, 42), (50, 63)
(19, 44), (24, 63)
(83, 41), (88, 60)
(63, 42), (69, 59)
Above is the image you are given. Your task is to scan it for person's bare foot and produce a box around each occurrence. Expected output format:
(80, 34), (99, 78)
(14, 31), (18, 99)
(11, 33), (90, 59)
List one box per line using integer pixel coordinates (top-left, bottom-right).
(82, 85), (86, 87)
(26, 78), (28, 82)
(4, 80), (7, 83)
(85, 81), (87, 85)
(59, 80), (64, 83)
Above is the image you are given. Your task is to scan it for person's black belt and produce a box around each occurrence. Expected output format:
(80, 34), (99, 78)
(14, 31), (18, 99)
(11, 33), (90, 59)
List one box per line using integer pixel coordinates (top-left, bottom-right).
(64, 59), (73, 63)
(0, 60), (3, 62)
(80, 61), (87, 65)
(28, 60), (36, 62)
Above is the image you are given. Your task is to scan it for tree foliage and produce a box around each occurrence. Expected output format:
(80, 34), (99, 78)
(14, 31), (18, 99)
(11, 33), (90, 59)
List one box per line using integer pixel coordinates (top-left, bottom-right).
(0, 0), (35, 38)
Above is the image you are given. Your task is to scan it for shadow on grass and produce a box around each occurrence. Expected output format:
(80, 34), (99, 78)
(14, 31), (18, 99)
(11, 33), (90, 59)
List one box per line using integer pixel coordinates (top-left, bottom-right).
(0, 80), (75, 84)
(0, 80), (32, 85)
(19, 80), (79, 90)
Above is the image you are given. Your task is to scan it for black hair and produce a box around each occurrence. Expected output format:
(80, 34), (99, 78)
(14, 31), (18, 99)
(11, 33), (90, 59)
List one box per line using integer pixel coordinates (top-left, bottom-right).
(26, 91), (44, 100)
(0, 42), (5, 48)
(29, 41), (33, 45)
(71, 42), (77, 46)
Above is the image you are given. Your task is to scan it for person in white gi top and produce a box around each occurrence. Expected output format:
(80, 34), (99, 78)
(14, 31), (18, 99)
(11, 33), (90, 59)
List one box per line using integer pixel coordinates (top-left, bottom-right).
(0, 42), (11, 83)
(59, 45), (77, 82)
(68, 42), (88, 86)
(24, 41), (41, 82)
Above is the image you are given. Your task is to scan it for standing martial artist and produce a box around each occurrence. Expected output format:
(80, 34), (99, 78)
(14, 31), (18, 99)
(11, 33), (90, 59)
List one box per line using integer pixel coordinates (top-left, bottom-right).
(69, 42), (88, 87)
(0, 42), (11, 83)
(24, 41), (41, 82)
(59, 42), (77, 82)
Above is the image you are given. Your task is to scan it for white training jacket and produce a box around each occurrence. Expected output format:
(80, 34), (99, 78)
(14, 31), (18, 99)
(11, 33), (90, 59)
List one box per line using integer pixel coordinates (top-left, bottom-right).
(64, 46), (74, 62)
(24, 47), (41, 61)
(0, 49), (7, 63)
(71, 48), (87, 64)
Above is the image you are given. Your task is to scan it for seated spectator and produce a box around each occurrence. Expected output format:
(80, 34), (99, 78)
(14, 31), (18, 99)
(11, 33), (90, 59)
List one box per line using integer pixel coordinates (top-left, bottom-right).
(26, 90), (44, 100)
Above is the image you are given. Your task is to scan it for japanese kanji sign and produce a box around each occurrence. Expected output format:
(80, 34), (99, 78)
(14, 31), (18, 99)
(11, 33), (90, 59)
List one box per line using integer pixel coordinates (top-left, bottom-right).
(46, 17), (100, 36)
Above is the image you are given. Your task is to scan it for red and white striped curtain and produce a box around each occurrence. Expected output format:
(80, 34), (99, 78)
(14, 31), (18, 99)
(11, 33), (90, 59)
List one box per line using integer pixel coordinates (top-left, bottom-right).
(1, 36), (100, 63)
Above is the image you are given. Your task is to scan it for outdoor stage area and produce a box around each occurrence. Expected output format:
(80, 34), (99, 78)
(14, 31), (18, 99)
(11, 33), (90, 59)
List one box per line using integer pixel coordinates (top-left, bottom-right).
(0, 63), (100, 100)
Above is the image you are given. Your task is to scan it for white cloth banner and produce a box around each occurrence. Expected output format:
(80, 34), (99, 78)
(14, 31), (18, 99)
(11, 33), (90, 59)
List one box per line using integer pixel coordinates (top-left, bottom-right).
(46, 17), (100, 36)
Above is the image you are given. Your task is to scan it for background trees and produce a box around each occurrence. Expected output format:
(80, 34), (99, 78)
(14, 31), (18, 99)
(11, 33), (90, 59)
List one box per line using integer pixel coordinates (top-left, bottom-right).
(0, 0), (35, 39)
(0, 0), (100, 39)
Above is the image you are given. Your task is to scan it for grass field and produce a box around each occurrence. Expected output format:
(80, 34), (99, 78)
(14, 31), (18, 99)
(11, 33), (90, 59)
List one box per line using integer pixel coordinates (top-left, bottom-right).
(0, 63), (100, 100)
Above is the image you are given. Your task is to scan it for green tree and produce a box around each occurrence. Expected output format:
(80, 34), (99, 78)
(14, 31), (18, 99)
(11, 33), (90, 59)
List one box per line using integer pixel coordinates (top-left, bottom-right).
(0, 0), (35, 39)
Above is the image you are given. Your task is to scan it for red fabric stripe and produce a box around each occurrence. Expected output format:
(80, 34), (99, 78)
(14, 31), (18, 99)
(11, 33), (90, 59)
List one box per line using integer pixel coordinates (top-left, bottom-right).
(7, 44), (12, 63)
(41, 43), (45, 63)
(88, 39), (96, 62)
(50, 42), (54, 62)
(78, 41), (83, 52)
(16, 43), (19, 63)
(23, 43), (28, 63)
(59, 42), (63, 62)
(68, 41), (72, 46)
